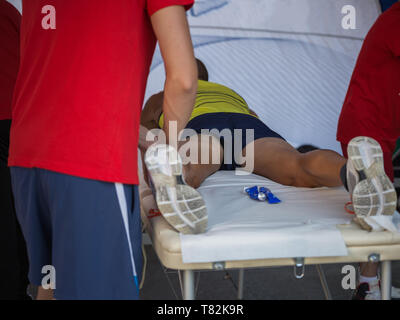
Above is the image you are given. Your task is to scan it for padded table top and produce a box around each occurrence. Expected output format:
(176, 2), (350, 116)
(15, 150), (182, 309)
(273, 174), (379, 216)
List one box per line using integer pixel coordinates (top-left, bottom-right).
(139, 172), (400, 270)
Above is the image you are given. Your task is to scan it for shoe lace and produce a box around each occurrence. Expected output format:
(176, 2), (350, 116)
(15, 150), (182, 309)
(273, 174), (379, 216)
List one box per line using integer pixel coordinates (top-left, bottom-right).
(345, 202), (355, 215)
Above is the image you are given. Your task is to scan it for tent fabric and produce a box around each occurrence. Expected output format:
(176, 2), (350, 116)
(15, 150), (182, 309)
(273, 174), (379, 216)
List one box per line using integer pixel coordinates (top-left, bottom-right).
(5, 0), (22, 14)
(144, 0), (381, 153)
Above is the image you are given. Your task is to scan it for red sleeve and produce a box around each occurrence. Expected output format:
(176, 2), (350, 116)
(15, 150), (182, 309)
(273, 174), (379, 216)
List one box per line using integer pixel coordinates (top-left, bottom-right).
(146, 0), (194, 17)
(387, 25), (400, 57)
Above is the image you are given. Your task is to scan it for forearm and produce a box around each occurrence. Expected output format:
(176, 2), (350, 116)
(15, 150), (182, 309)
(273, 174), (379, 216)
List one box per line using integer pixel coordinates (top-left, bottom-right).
(138, 124), (160, 151)
(162, 77), (197, 146)
(150, 5), (197, 147)
(141, 119), (159, 131)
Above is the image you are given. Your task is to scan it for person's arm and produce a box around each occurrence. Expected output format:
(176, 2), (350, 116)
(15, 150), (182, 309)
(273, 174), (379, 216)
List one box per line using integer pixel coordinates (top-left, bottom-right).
(150, 5), (197, 148)
(138, 92), (163, 154)
(140, 92), (164, 131)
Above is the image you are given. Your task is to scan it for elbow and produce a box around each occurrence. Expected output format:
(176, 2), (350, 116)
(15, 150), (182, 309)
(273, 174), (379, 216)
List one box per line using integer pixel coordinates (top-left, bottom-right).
(181, 75), (197, 94)
(167, 70), (198, 95)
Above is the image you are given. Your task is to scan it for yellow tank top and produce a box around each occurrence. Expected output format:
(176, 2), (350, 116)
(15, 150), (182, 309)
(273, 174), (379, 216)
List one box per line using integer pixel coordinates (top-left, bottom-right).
(158, 80), (254, 128)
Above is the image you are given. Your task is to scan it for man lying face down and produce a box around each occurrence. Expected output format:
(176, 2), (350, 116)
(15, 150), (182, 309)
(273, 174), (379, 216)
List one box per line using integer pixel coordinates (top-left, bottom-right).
(140, 59), (396, 236)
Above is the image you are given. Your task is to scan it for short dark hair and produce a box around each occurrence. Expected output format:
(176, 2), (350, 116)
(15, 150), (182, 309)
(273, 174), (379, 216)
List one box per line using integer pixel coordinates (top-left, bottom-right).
(196, 58), (209, 81)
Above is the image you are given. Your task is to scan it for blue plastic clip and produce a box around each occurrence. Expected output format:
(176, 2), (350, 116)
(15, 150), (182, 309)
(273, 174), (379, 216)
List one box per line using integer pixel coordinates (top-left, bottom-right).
(259, 187), (281, 204)
(244, 186), (281, 204)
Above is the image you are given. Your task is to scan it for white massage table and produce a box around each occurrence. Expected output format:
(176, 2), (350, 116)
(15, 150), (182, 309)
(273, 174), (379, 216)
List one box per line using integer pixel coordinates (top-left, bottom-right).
(139, 171), (400, 300)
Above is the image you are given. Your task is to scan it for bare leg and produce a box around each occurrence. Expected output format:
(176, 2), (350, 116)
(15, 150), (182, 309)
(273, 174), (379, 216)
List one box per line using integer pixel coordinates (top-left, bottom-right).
(243, 138), (346, 188)
(179, 134), (223, 188)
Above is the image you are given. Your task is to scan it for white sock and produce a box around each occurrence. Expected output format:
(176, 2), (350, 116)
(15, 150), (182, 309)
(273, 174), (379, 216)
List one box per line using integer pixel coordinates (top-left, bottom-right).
(359, 275), (378, 284)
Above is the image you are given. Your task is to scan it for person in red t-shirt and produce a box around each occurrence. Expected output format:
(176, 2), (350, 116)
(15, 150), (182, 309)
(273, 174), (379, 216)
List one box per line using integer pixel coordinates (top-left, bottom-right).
(9, 0), (197, 300)
(337, 3), (400, 300)
(0, 0), (30, 300)
(337, 3), (400, 181)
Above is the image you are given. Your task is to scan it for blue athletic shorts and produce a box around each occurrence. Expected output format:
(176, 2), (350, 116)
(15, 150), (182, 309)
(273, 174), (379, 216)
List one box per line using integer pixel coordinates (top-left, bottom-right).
(10, 167), (142, 300)
(184, 112), (285, 170)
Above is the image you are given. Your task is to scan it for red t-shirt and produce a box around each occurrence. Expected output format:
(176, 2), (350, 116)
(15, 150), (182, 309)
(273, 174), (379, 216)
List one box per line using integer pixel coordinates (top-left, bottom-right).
(0, 0), (21, 120)
(337, 3), (400, 149)
(9, 0), (194, 184)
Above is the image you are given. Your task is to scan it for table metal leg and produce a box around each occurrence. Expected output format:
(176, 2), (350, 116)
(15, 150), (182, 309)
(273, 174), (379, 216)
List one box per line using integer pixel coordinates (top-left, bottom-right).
(316, 265), (332, 300)
(381, 261), (392, 300)
(237, 269), (245, 300)
(182, 270), (195, 300)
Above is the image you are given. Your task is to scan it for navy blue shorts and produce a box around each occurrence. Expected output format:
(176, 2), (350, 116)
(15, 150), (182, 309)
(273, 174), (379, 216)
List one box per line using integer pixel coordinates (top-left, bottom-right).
(10, 167), (142, 300)
(185, 112), (285, 170)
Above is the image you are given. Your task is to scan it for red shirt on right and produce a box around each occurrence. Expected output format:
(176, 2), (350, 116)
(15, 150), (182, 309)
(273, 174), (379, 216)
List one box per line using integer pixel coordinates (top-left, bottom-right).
(337, 2), (400, 179)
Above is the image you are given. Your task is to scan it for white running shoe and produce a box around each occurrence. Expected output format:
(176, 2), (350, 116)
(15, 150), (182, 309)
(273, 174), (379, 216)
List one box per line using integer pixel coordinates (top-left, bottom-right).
(347, 137), (397, 230)
(144, 143), (208, 234)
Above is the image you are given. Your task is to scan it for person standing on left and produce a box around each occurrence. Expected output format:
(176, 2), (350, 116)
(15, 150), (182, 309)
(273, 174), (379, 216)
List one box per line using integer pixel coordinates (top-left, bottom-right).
(9, 0), (197, 300)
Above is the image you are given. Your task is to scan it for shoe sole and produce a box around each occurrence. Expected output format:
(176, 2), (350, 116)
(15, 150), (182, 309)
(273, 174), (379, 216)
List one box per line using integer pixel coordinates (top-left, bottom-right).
(347, 136), (397, 217)
(144, 144), (208, 234)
